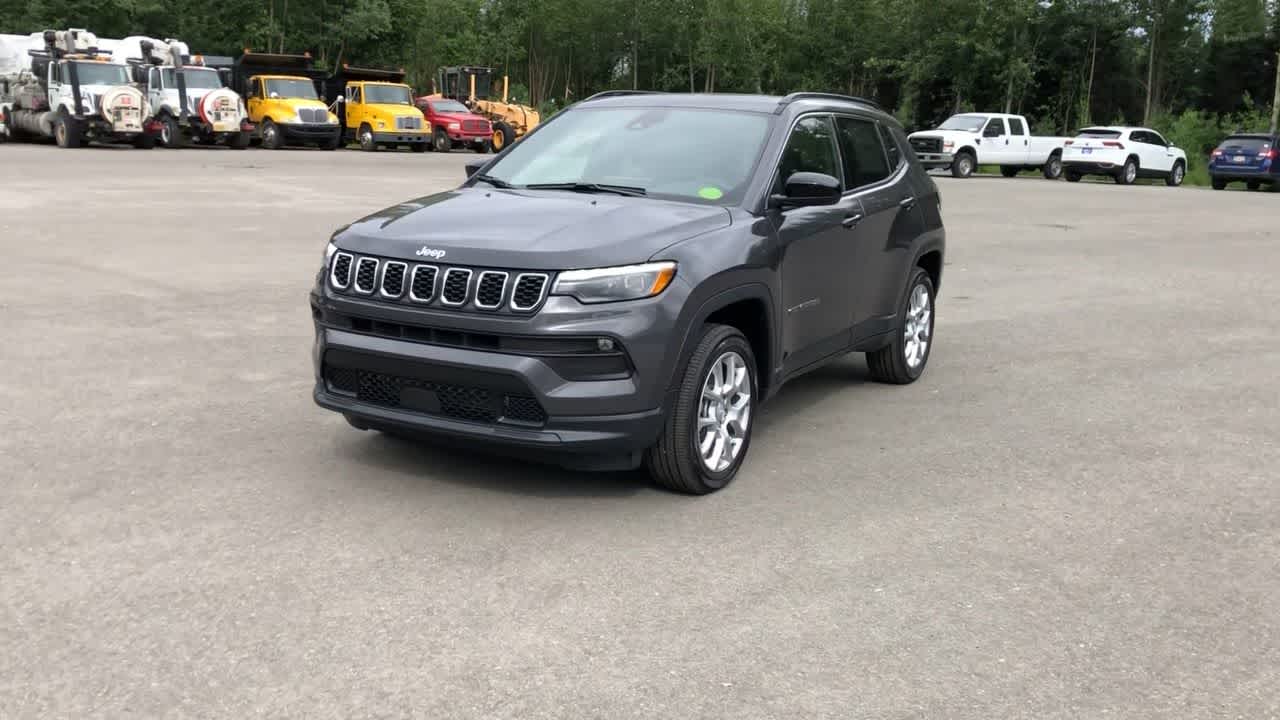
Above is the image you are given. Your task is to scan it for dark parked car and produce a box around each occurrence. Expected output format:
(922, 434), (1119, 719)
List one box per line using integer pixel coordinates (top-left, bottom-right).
(311, 91), (946, 494)
(1209, 133), (1279, 190)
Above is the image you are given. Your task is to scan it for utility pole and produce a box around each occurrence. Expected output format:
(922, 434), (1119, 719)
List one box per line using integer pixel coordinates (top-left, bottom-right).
(1271, 50), (1280, 135)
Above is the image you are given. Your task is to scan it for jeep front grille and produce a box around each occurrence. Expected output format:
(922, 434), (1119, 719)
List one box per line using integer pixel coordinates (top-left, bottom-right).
(328, 252), (550, 313)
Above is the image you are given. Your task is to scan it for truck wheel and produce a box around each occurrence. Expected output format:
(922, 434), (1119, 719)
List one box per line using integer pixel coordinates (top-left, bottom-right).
(133, 132), (156, 149)
(492, 122), (516, 152)
(260, 119), (283, 149)
(1115, 157), (1138, 185)
(950, 151), (974, 178)
(229, 131), (251, 149)
(433, 128), (452, 152)
(1042, 154), (1063, 180)
(473, 140), (491, 154)
(645, 324), (757, 495)
(1166, 161), (1185, 187)
(54, 112), (82, 149)
(1000, 166), (1019, 178)
(358, 124), (376, 151)
(159, 114), (185, 148)
(866, 267), (935, 385)
(1065, 171), (1082, 183)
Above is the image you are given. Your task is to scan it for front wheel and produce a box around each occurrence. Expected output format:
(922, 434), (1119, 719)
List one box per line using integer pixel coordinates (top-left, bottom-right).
(492, 121), (516, 152)
(866, 267), (935, 385)
(159, 114), (185, 148)
(54, 112), (82, 148)
(1166, 161), (1185, 187)
(433, 128), (452, 152)
(358, 124), (376, 151)
(1043, 155), (1063, 180)
(645, 324), (757, 495)
(950, 152), (975, 178)
(260, 119), (283, 149)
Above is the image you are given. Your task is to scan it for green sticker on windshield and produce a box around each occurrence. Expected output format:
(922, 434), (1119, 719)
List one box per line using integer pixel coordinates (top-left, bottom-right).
(697, 186), (724, 200)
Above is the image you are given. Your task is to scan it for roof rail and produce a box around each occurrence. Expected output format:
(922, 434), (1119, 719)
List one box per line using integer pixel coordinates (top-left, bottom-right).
(777, 92), (882, 113)
(582, 90), (666, 102)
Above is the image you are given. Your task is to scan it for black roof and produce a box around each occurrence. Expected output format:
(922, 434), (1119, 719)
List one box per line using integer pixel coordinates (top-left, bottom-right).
(578, 91), (886, 116)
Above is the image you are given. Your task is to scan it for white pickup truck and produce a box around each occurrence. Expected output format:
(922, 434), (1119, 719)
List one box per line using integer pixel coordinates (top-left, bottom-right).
(908, 113), (1069, 180)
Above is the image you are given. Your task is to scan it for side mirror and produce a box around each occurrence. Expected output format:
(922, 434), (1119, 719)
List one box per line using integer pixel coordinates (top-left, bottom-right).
(335, 94), (345, 103)
(464, 158), (486, 178)
(771, 172), (841, 208)
(269, 91), (279, 99)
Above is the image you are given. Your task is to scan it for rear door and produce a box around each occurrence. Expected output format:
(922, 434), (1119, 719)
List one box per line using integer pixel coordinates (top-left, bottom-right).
(1006, 116), (1030, 164)
(774, 115), (864, 372)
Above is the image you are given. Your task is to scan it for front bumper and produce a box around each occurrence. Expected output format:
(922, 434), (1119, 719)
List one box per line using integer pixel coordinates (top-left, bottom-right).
(449, 130), (491, 143)
(310, 284), (683, 466)
(279, 122), (341, 143)
(372, 131), (429, 144)
(914, 151), (955, 168)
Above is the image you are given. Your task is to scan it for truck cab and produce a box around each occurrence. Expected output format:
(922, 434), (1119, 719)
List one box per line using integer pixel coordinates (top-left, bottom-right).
(322, 65), (428, 152)
(230, 52), (340, 150)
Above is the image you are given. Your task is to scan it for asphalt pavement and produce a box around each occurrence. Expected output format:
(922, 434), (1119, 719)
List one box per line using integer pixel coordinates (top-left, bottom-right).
(1, 143), (1277, 719)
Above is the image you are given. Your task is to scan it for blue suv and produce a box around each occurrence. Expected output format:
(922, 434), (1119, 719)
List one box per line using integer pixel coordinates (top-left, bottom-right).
(1209, 133), (1279, 191)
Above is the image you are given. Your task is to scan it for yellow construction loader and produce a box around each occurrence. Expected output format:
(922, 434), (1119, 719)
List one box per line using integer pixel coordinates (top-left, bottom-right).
(436, 66), (539, 151)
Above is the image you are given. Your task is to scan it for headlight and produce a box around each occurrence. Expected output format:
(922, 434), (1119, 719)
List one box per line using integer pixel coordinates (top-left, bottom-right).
(324, 241), (338, 265)
(328, 113), (338, 124)
(551, 262), (676, 304)
(447, 121), (461, 130)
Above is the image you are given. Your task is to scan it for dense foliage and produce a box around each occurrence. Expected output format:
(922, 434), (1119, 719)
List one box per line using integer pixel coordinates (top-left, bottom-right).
(4, 0), (1278, 173)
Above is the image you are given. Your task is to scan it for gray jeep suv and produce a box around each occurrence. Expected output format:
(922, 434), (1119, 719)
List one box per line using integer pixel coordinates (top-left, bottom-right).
(312, 91), (946, 494)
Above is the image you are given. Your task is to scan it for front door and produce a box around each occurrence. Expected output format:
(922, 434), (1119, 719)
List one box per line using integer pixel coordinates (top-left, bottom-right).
(343, 84), (362, 133)
(245, 77), (263, 122)
(1141, 130), (1176, 173)
(774, 115), (863, 373)
(981, 117), (1012, 164)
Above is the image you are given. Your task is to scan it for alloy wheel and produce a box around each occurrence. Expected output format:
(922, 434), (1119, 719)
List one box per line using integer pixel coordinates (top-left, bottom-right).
(1125, 162), (1137, 184)
(903, 283), (932, 369)
(697, 351), (752, 473)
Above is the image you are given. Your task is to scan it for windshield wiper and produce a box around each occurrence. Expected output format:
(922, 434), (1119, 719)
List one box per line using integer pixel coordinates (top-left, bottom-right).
(473, 174), (514, 189)
(524, 182), (647, 197)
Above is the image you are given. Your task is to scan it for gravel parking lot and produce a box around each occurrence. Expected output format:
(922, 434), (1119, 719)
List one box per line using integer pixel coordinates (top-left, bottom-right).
(2, 144), (1277, 719)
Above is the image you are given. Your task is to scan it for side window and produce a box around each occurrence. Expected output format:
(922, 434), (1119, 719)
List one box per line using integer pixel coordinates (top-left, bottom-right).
(983, 118), (1006, 137)
(776, 116), (840, 192)
(1008, 117), (1026, 135)
(1148, 131), (1168, 147)
(1130, 131), (1150, 145)
(877, 123), (902, 170)
(348, 86), (361, 104)
(835, 116), (891, 189)
(51, 63), (61, 84)
(249, 78), (261, 98)
(148, 67), (160, 89)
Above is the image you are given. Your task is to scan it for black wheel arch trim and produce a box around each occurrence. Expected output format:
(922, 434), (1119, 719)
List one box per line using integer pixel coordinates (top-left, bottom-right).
(665, 280), (777, 400)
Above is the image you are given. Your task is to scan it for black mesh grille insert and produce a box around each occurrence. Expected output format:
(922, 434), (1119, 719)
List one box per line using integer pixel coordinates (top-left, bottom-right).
(331, 254), (352, 288)
(324, 364), (546, 426)
(511, 274), (547, 310)
(380, 262), (406, 297)
(354, 258), (378, 293)
(410, 265), (437, 301)
(443, 270), (470, 304)
(476, 272), (507, 308)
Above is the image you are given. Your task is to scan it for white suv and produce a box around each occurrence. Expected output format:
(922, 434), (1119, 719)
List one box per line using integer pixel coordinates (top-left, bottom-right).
(1062, 126), (1187, 186)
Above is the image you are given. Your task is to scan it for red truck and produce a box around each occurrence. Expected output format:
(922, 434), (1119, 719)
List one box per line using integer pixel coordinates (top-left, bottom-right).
(414, 95), (492, 152)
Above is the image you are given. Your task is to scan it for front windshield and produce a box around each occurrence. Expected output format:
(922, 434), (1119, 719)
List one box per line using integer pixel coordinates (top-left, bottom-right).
(482, 106), (772, 205)
(365, 84), (411, 104)
(938, 114), (987, 132)
(72, 62), (130, 86)
(431, 99), (470, 113)
(265, 78), (317, 100)
(163, 67), (222, 90)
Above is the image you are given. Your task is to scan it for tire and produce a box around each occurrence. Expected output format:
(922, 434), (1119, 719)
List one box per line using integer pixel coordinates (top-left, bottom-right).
(54, 112), (82, 149)
(1065, 171), (1082, 183)
(473, 140), (491, 153)
(433, 127), (452, 152)
(1115, 156), (1138, 185)
(1042, 153), (1063, 180)
(229, 131), (251, 149)
(1000, 166), (1019, 178)
(260, 119), (283, 149)
(132, 132), (156, 149)
(492, 121), (516, 152)
(358, 123), (376, 151)
(866, 267), (936, 385)
(1212, 178), (1227, 190)
(950, 151), (975, 178)
(1166, 161), (1185, 187)
(159, 114), (185, 148)
(410, 142), (429, 153)
(1247, 181), (1260, 191)
(645, 324), (757, 495)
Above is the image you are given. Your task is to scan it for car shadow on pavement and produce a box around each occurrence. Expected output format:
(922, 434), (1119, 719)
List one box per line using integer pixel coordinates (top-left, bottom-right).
(336, 428), (652, 498)
(755, 354), (870, 433)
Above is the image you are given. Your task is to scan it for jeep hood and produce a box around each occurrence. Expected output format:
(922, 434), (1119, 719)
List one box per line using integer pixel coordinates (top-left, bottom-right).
(333, 187), (731, 270)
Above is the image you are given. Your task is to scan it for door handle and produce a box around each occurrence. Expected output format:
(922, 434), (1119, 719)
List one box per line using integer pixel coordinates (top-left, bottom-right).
(898, 196), (917, 210)
(841, 213), (864, 228)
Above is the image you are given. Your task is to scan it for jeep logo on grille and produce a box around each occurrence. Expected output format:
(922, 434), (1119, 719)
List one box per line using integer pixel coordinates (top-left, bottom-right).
(415, 247), (447, 259)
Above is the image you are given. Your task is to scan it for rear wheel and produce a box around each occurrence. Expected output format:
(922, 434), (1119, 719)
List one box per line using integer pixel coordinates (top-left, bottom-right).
(492, 121), (516, 152)
(867, 267), (935, 385)
(159, 114), (185, 148)
(433, 127), (452, 152)
(1212, 178), (1227, 190)
(260, 119), (283, 149)
(1065, 171), (1082, 183)
(54, 112), (82, 148)
(358, 123), (376, 151)
(645, 324), (757, 495)
(1115, 157), (1138, 185)
(1165, 161), (1185, 187)
(1000, 166), (1019, 178)
(950, 151), (975, 178)
(1042, 154), (1063, 179)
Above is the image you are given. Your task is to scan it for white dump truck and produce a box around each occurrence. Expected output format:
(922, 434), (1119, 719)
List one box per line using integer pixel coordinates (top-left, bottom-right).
(0, 29), (157, 148)
(109, 36), (251, 148)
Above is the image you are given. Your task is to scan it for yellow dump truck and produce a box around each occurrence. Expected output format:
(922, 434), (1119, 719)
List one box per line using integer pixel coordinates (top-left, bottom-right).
(230, 51), (340, 149)
(321, 64), (428, 152)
